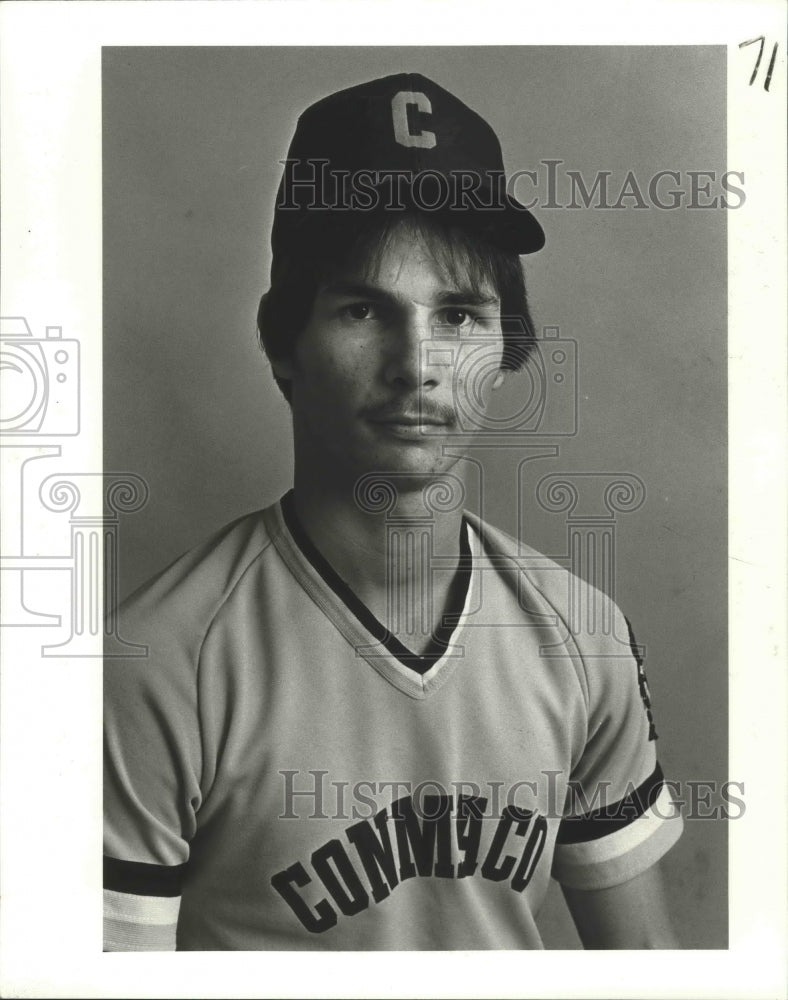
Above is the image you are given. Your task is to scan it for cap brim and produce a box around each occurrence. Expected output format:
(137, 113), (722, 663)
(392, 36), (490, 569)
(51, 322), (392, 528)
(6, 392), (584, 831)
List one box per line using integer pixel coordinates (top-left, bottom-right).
(485, 195), (546, 255)
(272, 182), (546, 258)
(430, 194), (545, 256)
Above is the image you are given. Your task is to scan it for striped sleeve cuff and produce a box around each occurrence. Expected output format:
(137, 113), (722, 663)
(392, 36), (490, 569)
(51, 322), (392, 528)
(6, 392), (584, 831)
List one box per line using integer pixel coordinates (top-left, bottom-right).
(551, 769), (684, 890)
(103, 888), (181, 951)
(103, 856), (186, 951)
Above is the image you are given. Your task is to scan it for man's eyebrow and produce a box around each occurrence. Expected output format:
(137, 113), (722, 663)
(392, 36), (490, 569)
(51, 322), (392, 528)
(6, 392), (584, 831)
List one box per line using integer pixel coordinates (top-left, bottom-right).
(320, 281), (499, 307)
(434, 289), (499, 307)
(320, 281), (391, 301)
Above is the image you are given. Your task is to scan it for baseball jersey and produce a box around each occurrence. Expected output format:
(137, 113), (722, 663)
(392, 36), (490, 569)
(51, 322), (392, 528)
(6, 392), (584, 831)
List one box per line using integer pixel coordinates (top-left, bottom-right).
(103, 493), (683, 950)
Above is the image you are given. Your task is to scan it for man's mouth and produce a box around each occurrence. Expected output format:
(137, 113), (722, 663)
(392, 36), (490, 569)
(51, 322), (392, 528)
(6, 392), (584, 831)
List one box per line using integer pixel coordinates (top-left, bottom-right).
(369, 414), (446, 427)
(365, 399), (455, 427)
(366, 410), (454, 438)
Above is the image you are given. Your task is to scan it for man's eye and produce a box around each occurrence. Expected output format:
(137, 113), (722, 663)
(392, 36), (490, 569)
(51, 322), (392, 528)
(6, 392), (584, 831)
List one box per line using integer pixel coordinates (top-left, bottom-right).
(437, 308), (472, 328)
(341, 303), (375, 320)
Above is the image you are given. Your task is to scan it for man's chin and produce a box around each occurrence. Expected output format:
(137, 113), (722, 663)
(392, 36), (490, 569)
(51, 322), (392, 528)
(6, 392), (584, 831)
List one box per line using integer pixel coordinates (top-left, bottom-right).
(353, 454), (464, 492)
(306, 436), (463, 494)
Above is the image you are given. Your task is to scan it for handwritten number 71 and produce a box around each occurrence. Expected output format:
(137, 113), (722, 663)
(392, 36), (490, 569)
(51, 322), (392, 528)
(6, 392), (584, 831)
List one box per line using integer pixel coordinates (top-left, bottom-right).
(739, 37), (778, 92)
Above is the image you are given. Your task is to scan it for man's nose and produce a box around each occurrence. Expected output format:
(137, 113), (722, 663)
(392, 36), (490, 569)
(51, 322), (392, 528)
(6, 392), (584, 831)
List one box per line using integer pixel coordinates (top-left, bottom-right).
(382, 310), (443, 391)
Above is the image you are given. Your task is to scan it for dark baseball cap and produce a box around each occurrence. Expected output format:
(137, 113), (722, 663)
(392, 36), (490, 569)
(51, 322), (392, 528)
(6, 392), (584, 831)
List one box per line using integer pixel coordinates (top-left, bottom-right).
(271, 72), (545, 256)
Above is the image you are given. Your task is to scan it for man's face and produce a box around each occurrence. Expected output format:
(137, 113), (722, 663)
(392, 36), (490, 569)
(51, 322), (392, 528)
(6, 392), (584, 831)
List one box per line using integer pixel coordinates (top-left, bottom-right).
(273, 223), (506, 489)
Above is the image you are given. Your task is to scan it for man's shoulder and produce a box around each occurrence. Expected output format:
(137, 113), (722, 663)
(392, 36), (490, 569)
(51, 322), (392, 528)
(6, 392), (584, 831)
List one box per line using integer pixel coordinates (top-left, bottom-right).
(115, 505), (277, 636)
(466, 511), (631, 647)
(466, 510), (577, 600)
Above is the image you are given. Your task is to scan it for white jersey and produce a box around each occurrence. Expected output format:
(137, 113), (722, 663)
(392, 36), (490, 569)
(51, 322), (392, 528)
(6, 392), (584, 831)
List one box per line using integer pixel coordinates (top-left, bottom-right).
(104, 494), (682, 950)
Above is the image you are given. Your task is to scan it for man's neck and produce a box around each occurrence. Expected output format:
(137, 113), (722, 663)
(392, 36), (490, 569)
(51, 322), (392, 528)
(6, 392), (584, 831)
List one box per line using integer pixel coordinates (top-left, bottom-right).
(291, 473), (467, 653)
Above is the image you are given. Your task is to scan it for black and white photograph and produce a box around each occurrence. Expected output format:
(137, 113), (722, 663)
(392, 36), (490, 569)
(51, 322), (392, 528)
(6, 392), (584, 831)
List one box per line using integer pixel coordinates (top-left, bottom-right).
(102, 46), (724, 952)
(1, 2), (786, 998)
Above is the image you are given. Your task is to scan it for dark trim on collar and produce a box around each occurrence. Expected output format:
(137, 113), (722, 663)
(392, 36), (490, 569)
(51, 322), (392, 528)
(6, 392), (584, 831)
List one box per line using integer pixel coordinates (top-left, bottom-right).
(280, 490), (471, 675)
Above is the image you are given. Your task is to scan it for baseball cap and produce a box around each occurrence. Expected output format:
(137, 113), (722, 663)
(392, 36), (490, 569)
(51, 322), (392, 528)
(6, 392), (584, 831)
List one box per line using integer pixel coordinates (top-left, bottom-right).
(271, 72), (545, 256)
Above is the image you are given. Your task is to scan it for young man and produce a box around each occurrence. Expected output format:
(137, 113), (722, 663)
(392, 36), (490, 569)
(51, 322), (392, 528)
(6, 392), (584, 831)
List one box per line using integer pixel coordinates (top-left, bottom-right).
(104, 73), (683, 951)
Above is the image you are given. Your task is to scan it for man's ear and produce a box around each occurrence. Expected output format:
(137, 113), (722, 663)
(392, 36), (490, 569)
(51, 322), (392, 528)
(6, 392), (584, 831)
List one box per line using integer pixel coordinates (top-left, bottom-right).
(491, 370), (507, 391)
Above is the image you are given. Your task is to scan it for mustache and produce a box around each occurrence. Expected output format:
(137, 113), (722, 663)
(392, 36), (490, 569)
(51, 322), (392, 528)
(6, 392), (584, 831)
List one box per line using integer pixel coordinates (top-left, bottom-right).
(362, 398), (457, 426)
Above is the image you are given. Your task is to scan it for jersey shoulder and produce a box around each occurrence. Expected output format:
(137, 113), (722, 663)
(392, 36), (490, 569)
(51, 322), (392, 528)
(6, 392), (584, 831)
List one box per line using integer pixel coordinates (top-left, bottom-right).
(465, 511), (638, 672)
(112, 506), (276, 654)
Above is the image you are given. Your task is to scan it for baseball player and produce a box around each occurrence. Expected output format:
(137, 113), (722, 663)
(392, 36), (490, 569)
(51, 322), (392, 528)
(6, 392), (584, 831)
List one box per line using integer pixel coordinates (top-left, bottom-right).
(104, 73), (683, 950)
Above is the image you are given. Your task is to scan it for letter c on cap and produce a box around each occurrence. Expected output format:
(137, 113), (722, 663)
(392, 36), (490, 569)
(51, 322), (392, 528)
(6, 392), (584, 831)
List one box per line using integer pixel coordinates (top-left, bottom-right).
(392, 91), (436, 149)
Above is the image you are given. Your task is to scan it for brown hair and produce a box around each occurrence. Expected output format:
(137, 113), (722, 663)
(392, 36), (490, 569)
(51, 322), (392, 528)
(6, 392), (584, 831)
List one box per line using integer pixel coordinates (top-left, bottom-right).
(257, 209), (537, 403)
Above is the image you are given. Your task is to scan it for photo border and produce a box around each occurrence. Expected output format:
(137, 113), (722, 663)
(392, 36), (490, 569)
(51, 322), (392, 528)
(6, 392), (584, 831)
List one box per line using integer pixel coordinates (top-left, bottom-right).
(1, 1), (785, 997)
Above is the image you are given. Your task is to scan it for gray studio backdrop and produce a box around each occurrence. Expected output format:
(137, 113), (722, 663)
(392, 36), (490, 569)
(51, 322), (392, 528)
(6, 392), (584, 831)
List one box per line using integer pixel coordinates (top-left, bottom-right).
(103, 47), (727, 949)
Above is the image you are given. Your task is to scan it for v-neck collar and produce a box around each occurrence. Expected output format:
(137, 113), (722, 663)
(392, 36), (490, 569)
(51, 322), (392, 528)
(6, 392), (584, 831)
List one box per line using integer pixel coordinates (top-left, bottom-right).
(263, 492), (479, 700)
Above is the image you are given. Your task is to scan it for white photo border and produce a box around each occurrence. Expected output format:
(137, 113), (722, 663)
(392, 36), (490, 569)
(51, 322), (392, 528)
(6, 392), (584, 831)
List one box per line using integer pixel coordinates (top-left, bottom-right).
(1, 1), (785, 997)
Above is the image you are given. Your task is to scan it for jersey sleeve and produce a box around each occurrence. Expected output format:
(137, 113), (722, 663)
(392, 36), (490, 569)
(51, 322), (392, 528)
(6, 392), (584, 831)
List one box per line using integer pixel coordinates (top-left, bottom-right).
(103, 577), (203, 951)
(551, 609), (683, 891)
